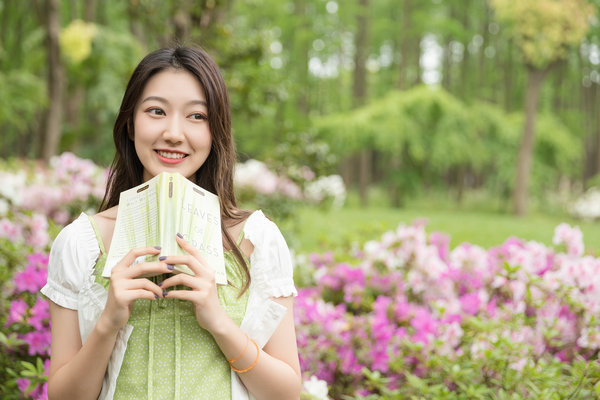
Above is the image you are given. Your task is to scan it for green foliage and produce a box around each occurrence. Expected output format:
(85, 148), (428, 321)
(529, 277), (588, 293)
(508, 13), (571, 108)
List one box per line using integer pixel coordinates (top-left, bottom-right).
(315, 86), (583, 205)
(59, 24), (145, 164)
(359, 349), (600, 399)
(0, 70), (45, 135)
(490, 0), (596, 69)
(291, 200), (600, 254)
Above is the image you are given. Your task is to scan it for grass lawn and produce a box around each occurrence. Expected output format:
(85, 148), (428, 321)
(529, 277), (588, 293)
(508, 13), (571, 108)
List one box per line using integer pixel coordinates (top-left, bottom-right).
(289, 204), (600, 255)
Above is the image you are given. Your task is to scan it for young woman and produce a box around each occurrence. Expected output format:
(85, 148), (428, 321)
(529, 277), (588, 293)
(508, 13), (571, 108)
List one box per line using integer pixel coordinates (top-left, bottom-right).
(41, 46), (302, 400)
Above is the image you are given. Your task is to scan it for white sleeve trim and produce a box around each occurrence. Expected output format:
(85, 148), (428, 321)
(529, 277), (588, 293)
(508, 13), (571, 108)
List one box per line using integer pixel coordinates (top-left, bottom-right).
(40, 213), (100, 309)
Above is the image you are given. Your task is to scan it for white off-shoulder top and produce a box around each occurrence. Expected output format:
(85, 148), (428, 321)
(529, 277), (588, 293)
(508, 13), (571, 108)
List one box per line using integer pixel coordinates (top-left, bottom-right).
(41, 210), (297, 400)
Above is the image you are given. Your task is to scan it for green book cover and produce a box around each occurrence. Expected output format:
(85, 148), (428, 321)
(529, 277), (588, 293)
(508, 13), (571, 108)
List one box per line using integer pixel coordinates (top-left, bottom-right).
(102, 172), (227, 285)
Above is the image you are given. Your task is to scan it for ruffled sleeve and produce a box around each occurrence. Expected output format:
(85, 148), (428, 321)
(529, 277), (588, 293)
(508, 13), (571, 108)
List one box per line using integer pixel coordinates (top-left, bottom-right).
(41, 213), (100, 310)
(243, 210), (297, 299)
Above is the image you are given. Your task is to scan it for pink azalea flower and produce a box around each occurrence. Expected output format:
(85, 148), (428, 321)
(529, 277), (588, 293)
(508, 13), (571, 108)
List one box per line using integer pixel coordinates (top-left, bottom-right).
(23, 330), (51, 356)
(429, 231), (450, 262)
(7, 298), (28, 325)
(553, 223), (584, 257)
(0, 218), (23, 239)
(459, 292), (481, 315)
(17, 377), (32, 395)
(410, 307), (438, 345)
(14, 264), (46, 293)
(33, 382), (48, 400)
(29, 297), (50, 330)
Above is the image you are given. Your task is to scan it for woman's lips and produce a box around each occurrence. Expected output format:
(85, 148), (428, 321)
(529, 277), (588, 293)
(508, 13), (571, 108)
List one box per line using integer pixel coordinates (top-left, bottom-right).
(155, 150), (188, 164)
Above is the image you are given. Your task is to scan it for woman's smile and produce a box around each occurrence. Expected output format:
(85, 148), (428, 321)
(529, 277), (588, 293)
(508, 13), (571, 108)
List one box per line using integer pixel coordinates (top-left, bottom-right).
(155, 149), (189, 164)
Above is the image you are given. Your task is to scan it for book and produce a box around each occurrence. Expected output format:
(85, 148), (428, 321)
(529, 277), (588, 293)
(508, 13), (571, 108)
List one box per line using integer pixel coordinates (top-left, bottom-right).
(101, 172), (227, 285)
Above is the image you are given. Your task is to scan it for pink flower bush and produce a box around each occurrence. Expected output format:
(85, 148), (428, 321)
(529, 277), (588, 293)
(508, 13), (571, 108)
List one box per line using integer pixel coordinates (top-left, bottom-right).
(234, 159), (346, 214)
(295, 221), (600, 398)
(14, 254), (49, 293)
(3, 253), (51, 398)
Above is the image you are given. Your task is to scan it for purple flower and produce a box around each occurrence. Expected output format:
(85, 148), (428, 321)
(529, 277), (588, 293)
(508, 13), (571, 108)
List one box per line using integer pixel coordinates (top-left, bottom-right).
(7, 298), (28, 325)
(410, 307), (438, 345)
(339, 345), (362, 375)
(29, 297), (50, 330)
(17, 377), (31, 393)
(23, 330), (51, 356)
(32, 382), (48, 400)
(14, 264), (45, 293)
(459, 292), (481, 315)
(13, 253), (48, 293)
(430, 231), (450, 262)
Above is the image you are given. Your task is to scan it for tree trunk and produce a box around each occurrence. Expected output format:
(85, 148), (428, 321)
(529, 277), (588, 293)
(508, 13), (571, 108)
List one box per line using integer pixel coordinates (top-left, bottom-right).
(397, 0), (411, 89)
(41, 0), (64, 162)
(504, 40), (514, 111)
(293, 0), (310, 115)
(593, 83), (600, 177)
(353, 0), (370, 206)
(84, 0), (97, 22)
(127, 0), (145, 44)
(513, 66), (548, 216)
(389, 155), (402, 207)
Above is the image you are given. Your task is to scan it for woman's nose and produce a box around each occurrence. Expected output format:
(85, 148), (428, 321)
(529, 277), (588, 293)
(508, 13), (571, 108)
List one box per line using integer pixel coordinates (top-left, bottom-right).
(162, 116), (184, 143)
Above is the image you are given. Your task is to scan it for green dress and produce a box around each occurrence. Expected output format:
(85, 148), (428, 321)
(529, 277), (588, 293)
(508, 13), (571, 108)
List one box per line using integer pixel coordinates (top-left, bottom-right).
(89, 216), (249, 400)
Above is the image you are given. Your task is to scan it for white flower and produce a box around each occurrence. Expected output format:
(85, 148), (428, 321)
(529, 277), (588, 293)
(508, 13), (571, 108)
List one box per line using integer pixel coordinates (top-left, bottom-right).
(304, 175), (346, 208)
(568, 187), (600, 221)
(0, 199), (8, 216)
(303, 375), (329, 400)
(0, 170), (26, 206)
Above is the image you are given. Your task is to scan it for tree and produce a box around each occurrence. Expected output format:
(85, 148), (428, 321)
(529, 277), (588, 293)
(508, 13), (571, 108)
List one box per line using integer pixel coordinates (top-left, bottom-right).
(41, 0), (65, 162)
(490, 0), (595, 215)
(353, 0), (371, 206)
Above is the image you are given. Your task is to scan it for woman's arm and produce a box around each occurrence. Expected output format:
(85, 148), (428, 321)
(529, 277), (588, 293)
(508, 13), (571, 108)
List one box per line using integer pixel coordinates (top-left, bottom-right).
(47, 247), (168, 400)
(211, 296), (302, 400)
(47, 302), (119, 400)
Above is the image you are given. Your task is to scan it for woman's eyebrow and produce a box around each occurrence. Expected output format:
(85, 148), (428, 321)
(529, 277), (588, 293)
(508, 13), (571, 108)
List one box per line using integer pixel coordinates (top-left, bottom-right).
(141, 95), (207, 107)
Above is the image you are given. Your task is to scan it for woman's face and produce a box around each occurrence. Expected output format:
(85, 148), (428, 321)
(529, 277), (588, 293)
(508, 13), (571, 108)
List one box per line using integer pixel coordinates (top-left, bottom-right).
(133, 68), (212, 182)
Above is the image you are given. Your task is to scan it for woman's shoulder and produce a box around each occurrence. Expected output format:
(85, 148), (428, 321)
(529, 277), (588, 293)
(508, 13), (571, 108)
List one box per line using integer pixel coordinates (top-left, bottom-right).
(242, 210), (280, 239)
(92, 206), (118, 225)
(53, 212), (95, 246)
(43, 212), (102, 306)
(241, 210), (290, 263)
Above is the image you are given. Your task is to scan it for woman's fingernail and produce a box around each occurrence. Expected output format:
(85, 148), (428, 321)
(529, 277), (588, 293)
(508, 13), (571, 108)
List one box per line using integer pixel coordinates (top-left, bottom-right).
(167, 264), (175, 270)
(158, 281), (163, 287)
(177, 233), (184, 239)
(162, 291), (168, 297)
(159, 256), (167, 261)
(154, 294), (158, 299)
(154, 246), (162, 250)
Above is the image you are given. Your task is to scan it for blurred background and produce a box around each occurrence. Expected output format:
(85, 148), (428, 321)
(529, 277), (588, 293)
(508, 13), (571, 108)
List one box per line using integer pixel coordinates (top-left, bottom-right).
(1, 0), (600, 250)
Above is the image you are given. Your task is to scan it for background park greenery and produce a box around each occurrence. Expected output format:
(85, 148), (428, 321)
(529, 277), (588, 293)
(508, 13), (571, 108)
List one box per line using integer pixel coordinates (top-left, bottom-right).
(2, 0), (600, 238)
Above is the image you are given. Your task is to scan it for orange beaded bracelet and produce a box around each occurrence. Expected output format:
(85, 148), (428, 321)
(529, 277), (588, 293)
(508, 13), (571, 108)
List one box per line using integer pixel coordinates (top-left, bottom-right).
(228, 334), (250, 364)
(229, 337), (259, 373)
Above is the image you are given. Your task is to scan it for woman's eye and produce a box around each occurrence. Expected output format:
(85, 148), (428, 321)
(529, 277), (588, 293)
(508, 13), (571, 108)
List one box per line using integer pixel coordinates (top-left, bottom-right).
(189, 113), (207, 120)
(147, 108), (165, 116)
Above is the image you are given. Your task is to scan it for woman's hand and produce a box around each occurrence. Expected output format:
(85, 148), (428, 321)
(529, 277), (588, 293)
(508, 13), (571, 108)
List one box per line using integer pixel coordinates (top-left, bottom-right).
(98, 246), (170, 334)
(157, 234), (229, 334)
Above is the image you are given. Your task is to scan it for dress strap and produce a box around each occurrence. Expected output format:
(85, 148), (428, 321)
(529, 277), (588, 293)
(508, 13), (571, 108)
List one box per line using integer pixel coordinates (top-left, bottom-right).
(87, 214), (107, 255)
(236, 227), (245, 246)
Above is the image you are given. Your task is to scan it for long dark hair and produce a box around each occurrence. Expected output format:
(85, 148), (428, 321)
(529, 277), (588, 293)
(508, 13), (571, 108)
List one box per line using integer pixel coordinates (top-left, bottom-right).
(99, 46), (251, 293)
